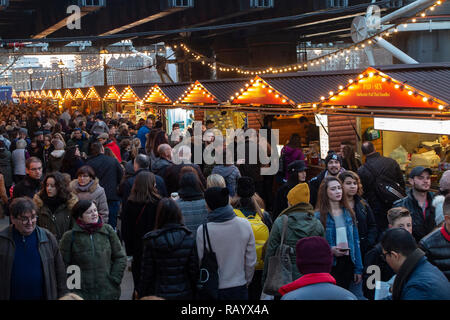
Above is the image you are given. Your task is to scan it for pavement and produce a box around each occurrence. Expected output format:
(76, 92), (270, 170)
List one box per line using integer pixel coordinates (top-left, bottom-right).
(0, 215), (135, 300)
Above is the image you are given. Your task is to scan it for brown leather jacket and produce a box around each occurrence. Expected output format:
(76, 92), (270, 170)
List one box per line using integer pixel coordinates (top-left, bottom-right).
(0, 225), (68, 300)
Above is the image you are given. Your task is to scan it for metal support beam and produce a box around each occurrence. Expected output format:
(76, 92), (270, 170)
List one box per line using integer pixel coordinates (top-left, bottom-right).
(373, 37), (419, 63)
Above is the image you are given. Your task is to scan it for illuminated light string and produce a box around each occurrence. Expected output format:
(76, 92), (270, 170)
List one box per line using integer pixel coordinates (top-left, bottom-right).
(172, 0), (444, 76)
(318, 69), (449, 112)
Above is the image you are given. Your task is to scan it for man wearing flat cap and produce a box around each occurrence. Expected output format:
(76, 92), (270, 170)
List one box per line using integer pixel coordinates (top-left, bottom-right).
(393, 166), (436, 242)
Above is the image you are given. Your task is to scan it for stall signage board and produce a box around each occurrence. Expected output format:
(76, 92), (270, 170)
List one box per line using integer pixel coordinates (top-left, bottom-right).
(325, 71), (441, 109)
(315, 114), (329, 160)
(374, 117), (450, 135)
(232, 77), (291, 106)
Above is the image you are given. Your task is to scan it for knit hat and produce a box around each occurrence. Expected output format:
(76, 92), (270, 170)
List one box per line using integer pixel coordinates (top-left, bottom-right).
(287, 160), (307, 173)
(205, 187), (229, 210)
(287, 183), (310, 206)
(325, 152), (342, 166)
(97, 133), (109, 140)
(52, 139), (65, 150)
(237, 176), (255, 198)
(440, 170), (450, 191)
(296, 236), (333, 274)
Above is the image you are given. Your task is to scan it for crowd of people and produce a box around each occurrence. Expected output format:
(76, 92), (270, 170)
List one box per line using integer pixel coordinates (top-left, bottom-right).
(0, 102), (449, 301)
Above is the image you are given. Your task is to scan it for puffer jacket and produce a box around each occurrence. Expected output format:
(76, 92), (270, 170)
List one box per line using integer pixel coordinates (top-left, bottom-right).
(59, 223), (127, 300)
(34, 193), (78, 241)
(176, 196), (208, 239)
(262, 202), (325, 284)
(69, 179), (109, 223)
(419, 226), (450, 281)
(393, 189), (436, 242)
(136, 223), (198, 300)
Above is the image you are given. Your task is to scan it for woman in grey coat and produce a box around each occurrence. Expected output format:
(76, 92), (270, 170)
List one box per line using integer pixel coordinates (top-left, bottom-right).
(69, 165), (109, 223)
(176, 172), (208, 238)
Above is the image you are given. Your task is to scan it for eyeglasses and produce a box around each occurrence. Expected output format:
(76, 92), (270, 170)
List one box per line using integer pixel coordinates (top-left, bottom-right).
(29, 167), (42, 171)
(18, 215), (38, 224)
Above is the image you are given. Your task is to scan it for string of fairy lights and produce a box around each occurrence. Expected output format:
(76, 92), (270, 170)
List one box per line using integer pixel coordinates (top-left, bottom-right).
(1, 0), (446, 88)
(173, 0), (445, 75)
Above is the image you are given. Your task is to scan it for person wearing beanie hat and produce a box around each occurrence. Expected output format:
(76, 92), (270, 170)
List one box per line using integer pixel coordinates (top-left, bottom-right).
(262, 182), (325, 289)
(273, 160), (308, 218)
(231, 176), (272, 300)
(431, 170), (450, 227)
(197, 186), (257, 300)
(280, 237), (357, 300)
(308, 151), (344, 209)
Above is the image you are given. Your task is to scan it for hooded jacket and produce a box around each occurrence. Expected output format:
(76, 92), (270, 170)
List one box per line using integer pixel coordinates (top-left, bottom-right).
(70, 178), (109, 223)
(136, 223), (198, 300)
(281, 145), (305, 180)
(104, 140), (122, 163)
(262, 202), (325, 285)
(34, 192), (78, 241)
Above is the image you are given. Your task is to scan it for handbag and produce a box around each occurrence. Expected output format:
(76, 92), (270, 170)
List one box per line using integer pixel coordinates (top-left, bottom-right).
(262, 215), (293, 296)
(196, 223), (219, 300)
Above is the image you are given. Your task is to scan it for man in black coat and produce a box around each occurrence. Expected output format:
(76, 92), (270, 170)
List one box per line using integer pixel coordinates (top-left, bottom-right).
(118, 154), (167, 204)
(12, 157), (42, 199)
(86, 142), (123, 230)
(357, 141), (405, 234)
(393, 166), (435, 243)
(419, 194), (450, 280)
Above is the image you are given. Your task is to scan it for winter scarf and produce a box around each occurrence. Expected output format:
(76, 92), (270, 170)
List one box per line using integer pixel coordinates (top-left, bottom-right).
(76, 180), (94, 192)
(207, 204), (236, 223)
(392, 248), (425, 300)
(76, 216), (104, 234)
(279, 273), (337, 296)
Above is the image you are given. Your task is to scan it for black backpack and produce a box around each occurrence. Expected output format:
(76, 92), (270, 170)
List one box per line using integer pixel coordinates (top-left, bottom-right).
(365, 162), (406, 207)
(196, 223), (219, 300)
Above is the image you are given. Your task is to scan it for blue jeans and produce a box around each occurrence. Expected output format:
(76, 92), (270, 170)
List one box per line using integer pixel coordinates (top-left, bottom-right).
(349, 280), (367, 300)
(107, 200), (120, 230)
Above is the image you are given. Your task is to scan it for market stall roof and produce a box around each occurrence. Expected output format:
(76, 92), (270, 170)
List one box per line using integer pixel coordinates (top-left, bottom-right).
(319, 64), (450, 119)
(176, 81), (220, 105)
(11, 90), (17, 98)
(40, 90), (47, 98)
(103, 86), (121, 101)
(119, 86), (140, 102)
(84, 87), (102, 101)
(72, 88), (84, 100)
(53, 90), (63, 100)
(143, 84), (172, 105)
(130, 85), (152, 101)
(93, 86), (109, 100)
(19, 91), (25, 98)
(200, 78), (248, 104)
(158, 83), (191, 105)
(63, 89), (73, 100)
(33, 91), (41, 99)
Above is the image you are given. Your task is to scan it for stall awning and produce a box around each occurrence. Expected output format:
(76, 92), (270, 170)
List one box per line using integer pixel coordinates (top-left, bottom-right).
(119, 86), (140, 102)
(143, 84), (172, 104)
(320, 65), (450, 119)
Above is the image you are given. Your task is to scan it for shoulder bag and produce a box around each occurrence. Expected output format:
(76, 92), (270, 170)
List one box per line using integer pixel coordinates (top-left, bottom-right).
(196, 223), (219, 300)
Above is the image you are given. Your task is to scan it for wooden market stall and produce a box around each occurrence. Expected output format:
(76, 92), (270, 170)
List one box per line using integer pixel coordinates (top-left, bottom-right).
(83, 86), (103, 114)
(102, 85), (121, 114)
(118, 85), (141, 115)
(319, 64), (450, 189)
